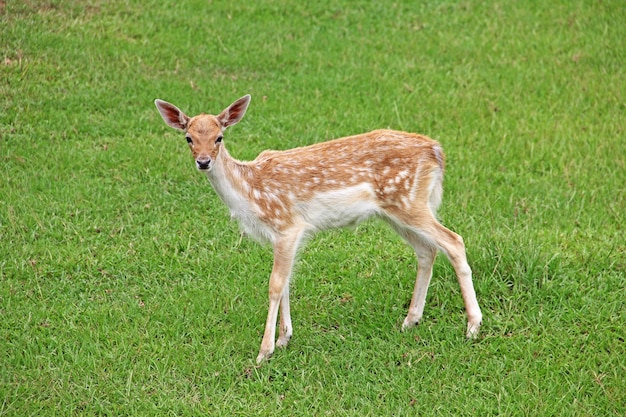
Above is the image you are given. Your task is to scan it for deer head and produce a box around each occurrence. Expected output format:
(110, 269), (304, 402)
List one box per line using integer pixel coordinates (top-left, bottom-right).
(154, 95), (251, 171)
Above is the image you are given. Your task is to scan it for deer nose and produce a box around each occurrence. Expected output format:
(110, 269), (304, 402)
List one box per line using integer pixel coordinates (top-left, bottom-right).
(196, 157), (211, 170)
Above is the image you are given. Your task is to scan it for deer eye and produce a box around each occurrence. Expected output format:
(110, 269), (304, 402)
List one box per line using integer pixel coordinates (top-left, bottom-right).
(185, 136), (193, 145)
(215, 135), (223, 144)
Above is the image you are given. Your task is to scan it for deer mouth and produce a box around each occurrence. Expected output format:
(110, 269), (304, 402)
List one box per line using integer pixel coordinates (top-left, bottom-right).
(196, 159), (212, 171)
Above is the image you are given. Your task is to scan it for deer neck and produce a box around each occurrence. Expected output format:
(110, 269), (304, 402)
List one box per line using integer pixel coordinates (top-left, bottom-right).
(205, 146), (244, 202)
(205, 145), (254, 207)
(204, 145), (276, 243)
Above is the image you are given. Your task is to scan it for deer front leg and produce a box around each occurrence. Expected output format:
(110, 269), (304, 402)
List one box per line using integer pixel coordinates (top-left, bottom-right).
(256, 230), (302, 364)
(276, 284), (292, 348)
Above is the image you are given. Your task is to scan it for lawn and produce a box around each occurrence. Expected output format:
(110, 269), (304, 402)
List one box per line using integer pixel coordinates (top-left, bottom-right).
(1, 0), (624, 415)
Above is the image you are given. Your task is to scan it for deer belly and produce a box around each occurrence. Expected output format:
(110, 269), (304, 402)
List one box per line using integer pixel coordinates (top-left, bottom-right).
(297, 184), (380, 230)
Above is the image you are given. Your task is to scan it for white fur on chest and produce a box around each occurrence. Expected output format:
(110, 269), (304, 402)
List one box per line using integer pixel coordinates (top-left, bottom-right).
(205, 170), (276, 244)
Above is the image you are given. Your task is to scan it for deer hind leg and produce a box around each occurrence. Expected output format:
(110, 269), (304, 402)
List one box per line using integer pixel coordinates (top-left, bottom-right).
(425, 221), (482, 338)
(388, 212), (482, 338)
(399, 231), (438, 330)
(257, 229), (303, 364)
(387, 220), (437, 330)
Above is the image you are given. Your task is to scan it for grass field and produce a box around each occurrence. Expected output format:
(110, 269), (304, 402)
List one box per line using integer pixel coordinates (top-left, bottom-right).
(1, 0), (625, 415)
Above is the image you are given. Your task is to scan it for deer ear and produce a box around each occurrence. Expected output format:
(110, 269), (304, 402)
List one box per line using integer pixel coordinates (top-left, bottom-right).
(155, 99), (190, 131)
(218, 94), (251, 129)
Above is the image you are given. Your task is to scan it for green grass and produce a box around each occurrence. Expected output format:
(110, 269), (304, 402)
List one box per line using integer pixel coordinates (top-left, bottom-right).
(1, 0), (624, 415)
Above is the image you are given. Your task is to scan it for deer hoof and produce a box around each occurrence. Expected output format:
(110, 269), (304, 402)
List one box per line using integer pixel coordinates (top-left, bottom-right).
(276, 335), (291, 348)
(402, 317), (420, 330)
(466, 320), (482, 339)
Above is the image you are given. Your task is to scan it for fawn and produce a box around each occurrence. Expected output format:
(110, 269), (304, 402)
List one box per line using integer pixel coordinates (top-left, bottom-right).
(155, 94), (482, 363)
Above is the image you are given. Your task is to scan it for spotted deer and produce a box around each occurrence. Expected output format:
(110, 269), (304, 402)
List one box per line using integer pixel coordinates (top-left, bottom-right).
(154, 95), (482, 363)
